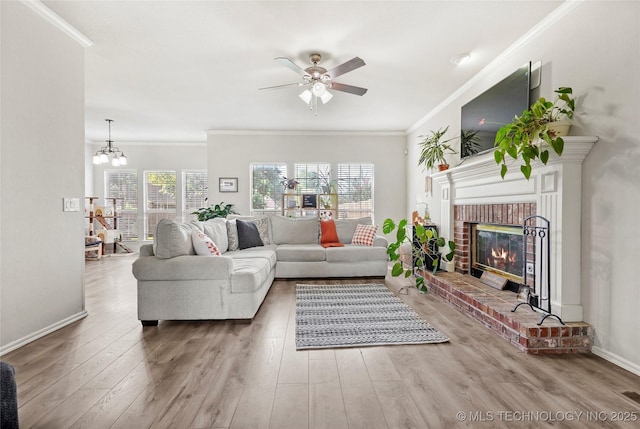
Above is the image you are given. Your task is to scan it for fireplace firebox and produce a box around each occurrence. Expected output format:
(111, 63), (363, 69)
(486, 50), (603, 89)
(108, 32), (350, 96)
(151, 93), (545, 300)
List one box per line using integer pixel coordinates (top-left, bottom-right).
(471, 223), (524, 285)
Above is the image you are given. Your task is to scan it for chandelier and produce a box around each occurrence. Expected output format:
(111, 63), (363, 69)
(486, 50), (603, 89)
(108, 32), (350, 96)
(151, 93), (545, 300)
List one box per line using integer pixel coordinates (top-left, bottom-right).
(92, 119), (128, 166)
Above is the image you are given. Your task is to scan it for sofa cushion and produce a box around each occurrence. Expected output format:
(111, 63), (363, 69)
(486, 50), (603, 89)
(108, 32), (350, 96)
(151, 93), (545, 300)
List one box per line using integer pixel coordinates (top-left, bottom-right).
(325, 244), (389, 262)
(271, 216), (319, 244)
(320, 219), (344, 248)
(237, 219), (264, 250)
(192, 230), (221, 256)
(226, 219), (239, 251)
(352, 224), (378, 246)
(335, 217), (372, 244)
(231, 258), (272, 293)
(154, 219), (201, 259)
(226, 246), (278, 269)
(202, 218), (229, 253)
(276, 244), (326, 262)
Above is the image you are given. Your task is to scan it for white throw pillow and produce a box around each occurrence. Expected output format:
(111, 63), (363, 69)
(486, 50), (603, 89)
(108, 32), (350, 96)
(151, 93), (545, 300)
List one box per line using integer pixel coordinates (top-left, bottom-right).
(191, 230), (221, 256)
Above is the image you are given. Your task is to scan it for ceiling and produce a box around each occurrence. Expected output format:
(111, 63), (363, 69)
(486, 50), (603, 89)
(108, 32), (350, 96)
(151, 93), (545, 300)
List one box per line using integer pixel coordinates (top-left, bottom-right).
(42, 1), (564, 143)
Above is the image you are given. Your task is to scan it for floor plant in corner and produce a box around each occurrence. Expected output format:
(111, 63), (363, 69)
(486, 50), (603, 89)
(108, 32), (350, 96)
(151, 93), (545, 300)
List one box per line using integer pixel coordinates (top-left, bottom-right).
(384, 218), (455, 293)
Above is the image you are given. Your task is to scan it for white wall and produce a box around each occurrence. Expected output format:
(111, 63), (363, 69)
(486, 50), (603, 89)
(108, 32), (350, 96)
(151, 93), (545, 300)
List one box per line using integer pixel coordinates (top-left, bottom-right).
(87, 142), (207, 244)
(1, 2), (86, 352)
(207, 132), (407, 227)
(406, 2), (640, 374)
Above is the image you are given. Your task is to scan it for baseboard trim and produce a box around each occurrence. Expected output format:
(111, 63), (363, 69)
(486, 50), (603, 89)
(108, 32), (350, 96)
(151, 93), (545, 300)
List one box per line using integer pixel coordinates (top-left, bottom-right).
(0, 310), (88, 356)
(592, 346), (640, 377)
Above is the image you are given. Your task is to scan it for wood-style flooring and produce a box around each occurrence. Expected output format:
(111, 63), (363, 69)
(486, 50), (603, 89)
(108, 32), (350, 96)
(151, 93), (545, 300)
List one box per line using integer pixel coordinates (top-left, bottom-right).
(3, 254), (640, 428)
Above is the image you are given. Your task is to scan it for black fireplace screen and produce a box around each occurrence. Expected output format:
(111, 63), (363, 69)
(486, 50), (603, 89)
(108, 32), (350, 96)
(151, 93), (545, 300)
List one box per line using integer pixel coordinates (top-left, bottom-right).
(472, 224), (524, 283)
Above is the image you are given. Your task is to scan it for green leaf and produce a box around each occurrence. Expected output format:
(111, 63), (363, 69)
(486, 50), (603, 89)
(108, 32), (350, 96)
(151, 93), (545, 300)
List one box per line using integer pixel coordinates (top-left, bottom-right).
(506, 145), (518, 159)
(404, 270), (412, 278)
(391, 263), (404, 277)
(551, 137), (564, 156)
(382, 218), (395, 235)
(521, 164), (532, 180)
(540, 150), (549, 164)
(500, 164), (508, 179)
(494, 150), (504, 164)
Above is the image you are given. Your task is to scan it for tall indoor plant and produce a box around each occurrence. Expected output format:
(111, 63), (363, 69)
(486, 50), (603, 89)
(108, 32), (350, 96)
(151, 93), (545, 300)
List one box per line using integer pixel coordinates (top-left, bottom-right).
(383, 218), (455, 293)
(417, 126), (458, 171)
(493, 87), (575, 180)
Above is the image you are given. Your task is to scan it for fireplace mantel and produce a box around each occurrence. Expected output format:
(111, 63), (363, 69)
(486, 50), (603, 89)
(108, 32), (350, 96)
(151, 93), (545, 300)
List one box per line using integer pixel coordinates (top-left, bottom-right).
(431, 136), (598, 322)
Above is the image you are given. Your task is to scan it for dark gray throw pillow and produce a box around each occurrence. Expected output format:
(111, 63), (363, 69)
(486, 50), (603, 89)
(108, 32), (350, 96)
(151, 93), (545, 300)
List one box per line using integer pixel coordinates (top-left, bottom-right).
(236, 219), (264, 250)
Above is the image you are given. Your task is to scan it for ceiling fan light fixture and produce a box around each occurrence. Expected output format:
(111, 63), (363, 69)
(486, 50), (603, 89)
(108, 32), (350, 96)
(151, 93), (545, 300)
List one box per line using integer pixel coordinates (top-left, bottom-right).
(299, 89), (312, 104)
(312, 82), (327, 97)
(320, 90), (333, 104)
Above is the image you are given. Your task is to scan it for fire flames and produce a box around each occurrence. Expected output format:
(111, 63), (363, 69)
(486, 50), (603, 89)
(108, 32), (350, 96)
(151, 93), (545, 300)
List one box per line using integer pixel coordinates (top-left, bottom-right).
(487, 247), (518, 273)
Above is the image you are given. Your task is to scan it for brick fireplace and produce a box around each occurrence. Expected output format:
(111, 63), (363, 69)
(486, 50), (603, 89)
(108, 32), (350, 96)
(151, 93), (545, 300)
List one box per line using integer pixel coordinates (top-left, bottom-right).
(426, 136), (598, 353)
(453, 202), (535, 277)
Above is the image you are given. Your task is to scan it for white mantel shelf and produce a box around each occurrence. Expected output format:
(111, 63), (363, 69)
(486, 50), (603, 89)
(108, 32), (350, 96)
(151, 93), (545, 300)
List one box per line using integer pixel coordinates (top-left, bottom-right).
(430, 136), (598, 322)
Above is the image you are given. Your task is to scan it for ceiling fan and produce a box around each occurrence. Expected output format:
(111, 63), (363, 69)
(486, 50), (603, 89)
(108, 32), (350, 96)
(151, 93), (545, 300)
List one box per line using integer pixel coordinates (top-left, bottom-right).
(260, 53), (368, 111)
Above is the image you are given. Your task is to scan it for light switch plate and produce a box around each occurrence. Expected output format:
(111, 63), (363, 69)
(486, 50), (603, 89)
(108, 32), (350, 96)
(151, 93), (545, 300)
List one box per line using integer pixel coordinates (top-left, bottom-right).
(63, 197), (80, 212)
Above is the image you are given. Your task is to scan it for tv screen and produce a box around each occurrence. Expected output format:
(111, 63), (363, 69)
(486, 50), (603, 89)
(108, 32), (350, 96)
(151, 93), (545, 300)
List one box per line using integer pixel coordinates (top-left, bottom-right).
(460, 62), (531, 159)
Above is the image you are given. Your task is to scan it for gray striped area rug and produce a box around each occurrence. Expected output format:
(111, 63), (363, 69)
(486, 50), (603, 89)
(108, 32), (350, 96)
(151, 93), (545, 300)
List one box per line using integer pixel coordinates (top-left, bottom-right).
(295, 283), (449, 350)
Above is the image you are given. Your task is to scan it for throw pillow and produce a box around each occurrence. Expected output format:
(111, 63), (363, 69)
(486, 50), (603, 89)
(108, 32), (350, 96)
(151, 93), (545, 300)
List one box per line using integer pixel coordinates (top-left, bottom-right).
(320, 220), (344, 248)
(236, 219), (264, 250)
(226, 219), (239, 251)
(228, 215), (272, 244)
(191, 230), (221, 256)
(351, 224), (378, 246)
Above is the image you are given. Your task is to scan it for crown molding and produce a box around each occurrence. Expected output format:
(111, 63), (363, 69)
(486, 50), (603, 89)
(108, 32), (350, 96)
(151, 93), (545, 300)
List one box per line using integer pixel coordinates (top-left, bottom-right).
(206, 129), (406, 137)
(21, 0), (93, 47)
(406, 0), (584, 134)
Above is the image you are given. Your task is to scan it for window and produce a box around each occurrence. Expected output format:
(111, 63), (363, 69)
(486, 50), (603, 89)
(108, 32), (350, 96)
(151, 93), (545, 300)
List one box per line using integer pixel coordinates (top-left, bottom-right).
(145, 170), (177, 239)
(338, 163), (374, 220)
(294, 163), (332, 193)
(250, 163), (287, 215)
(105, 170), (138, 240)
(183, 170), (208, 222)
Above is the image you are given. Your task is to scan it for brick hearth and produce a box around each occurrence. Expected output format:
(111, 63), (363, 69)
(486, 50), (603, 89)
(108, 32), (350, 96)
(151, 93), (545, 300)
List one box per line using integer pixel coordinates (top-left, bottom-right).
(421, 270), (593, 354)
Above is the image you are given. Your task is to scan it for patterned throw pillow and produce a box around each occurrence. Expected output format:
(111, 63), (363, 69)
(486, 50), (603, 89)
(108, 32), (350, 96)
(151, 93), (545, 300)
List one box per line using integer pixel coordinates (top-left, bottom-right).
(226, 219), (239, 251)
(191, 230), (221, 256)
(351, 224), (378, 246)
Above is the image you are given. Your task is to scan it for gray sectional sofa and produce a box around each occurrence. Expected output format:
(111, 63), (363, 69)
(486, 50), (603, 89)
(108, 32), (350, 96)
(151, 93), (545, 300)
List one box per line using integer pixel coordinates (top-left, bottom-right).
(132, 215), (388, 325)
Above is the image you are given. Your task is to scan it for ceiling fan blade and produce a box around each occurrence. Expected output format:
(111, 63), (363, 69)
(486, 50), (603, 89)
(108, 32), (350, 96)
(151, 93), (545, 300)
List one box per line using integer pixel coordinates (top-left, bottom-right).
(275, 57), (309, 77)
(327, 57), (366, 79)
(330, 82), (368, 96)
(259, 82), (304, 91)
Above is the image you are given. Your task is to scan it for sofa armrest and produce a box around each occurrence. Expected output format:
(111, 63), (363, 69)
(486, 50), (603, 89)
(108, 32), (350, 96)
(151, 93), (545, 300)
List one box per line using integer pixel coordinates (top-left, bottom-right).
(139, 243), (154, 256)
(373, 235), (388, 248)
(132, 254), (233, 281)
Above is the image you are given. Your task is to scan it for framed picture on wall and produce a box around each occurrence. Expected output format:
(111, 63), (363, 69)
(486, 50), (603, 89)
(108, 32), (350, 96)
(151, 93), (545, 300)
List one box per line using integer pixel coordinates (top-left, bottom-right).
(219, 177), (238, 193)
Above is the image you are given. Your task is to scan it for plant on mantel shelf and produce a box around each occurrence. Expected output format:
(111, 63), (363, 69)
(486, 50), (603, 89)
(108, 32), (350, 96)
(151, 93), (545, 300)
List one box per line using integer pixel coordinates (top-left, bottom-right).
(383, 218), (455, 293)
(192, 201), (238, 221)
(493, 87), (575, 180)
(417, 126), (458, 171)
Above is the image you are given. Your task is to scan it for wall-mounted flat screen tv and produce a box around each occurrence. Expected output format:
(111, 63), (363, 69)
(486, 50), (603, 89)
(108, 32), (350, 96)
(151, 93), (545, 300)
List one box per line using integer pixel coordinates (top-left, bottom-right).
(460, 62), (531, 159)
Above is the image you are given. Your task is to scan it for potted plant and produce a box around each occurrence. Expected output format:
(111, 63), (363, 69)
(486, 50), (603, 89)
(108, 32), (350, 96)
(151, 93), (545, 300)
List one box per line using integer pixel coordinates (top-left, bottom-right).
(191, 201), (238, 221)
(493, 87), (575, 180)
(417, 126), (458, 171)
(460, 128), (482, 157)
(383, 218), (455, 293)
(280, 177), (299, 192)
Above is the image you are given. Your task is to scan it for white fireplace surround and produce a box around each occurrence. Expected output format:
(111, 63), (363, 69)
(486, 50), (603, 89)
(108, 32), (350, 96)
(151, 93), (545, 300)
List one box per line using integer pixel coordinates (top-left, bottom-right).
(432, 136), (598, 322)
